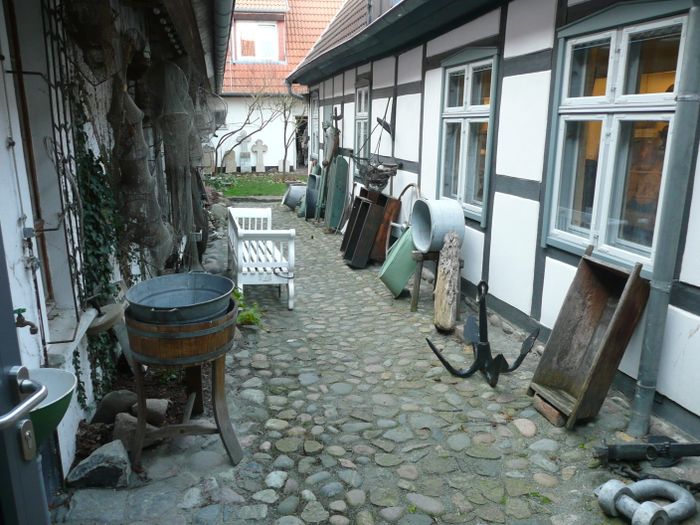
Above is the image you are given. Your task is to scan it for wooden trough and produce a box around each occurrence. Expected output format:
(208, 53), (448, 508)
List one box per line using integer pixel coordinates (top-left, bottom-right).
(528, 255), (649, 429)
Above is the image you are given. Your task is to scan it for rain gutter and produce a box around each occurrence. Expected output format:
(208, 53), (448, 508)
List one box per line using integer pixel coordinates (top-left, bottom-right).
(213, 0), (234, 93)
(627, 0), (700, 436)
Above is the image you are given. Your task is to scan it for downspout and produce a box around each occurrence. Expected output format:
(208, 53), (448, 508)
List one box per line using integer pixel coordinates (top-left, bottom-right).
(627, 0), (700, 436)
(286, 80), (305, 101)
(213, 0), (234, 93)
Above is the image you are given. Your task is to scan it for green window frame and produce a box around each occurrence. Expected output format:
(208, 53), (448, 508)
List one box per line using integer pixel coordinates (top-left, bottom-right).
(542, 0), (691, 272)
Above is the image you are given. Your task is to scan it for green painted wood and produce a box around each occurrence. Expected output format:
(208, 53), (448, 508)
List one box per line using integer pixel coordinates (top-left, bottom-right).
(326, 157), (349, 231)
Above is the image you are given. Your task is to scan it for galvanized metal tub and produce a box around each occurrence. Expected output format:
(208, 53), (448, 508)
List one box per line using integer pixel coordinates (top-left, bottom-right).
(411, 198), (465, 253)
(378, 227), (417, 298)
(125, 273), (235, 324)
(282, 183), (307, 209)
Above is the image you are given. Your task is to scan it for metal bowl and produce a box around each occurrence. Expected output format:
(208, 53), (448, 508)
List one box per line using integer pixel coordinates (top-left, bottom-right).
(125, 273), (235, 324)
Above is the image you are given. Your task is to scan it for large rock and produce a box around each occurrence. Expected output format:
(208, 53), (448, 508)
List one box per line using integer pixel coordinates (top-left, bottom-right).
(113, 412), (160, 451)
(91, 390), (137, 424)
(66, 440), (131, 488)
(129, 398), (170, 426)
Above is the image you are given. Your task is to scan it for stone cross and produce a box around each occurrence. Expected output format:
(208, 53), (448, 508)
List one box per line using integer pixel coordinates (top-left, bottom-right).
(223, 148), (237, 174)
(251, 139), (268, 172)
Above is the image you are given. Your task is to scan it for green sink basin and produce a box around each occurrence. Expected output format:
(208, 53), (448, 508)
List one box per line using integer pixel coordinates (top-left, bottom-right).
(29, 368), (77, 446)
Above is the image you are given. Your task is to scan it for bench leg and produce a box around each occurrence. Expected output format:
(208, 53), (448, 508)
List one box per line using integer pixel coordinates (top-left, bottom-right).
(287, 279), (294, 310)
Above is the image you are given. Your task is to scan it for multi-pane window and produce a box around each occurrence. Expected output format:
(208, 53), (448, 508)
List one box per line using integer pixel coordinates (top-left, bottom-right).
(309, 92), (319, 159)
(355, 86), (370, 171)
(550, 17), (685, 266)
(440, 60), (493, 216)
(235, 21), (280, 62)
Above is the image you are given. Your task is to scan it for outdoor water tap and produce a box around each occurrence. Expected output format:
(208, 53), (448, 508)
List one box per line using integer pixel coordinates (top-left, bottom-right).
(13, 308), (38, 335)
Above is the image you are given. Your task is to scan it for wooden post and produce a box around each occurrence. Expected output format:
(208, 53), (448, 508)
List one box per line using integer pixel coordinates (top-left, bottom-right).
(434, 232), (461, 333)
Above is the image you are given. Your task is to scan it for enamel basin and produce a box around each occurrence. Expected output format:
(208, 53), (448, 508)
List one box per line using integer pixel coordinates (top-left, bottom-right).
(29, 368), (77, 446)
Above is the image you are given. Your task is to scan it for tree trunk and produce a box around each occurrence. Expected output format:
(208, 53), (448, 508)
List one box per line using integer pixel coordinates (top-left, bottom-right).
(434, 231), (461, 333)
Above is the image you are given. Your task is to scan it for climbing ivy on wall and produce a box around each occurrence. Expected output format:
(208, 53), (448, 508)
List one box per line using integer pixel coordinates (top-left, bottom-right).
(74, 103), (119, 406)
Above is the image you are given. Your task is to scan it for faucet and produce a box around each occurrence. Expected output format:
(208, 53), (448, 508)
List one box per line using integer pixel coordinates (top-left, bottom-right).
(13, 308), (38, 335)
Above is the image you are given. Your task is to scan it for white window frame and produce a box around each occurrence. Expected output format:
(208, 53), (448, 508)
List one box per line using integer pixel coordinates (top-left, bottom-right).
(439, 59), (493, 218)
(354, 85), (370, 174)
(548, 15), (686, 270)
(234, 20), (281, 63)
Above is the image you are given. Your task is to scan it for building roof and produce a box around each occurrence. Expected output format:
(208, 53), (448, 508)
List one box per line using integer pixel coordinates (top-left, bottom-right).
(235, 0), (289, 13)
(288, 0), (502, 86)
(222, 0), (343, 95)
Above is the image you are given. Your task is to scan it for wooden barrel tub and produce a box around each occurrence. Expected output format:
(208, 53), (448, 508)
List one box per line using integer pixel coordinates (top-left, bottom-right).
(125, 301), (238, 366)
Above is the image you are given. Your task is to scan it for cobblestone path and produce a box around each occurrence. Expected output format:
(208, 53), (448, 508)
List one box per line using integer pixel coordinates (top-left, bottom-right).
(61, 202), (700, 525)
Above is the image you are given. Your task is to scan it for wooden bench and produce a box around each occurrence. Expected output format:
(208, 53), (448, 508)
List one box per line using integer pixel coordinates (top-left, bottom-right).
(227, 207), (296, 310)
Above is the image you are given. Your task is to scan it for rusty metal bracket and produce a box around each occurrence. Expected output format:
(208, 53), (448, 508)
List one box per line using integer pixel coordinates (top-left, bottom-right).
(426, 280), (539, 387)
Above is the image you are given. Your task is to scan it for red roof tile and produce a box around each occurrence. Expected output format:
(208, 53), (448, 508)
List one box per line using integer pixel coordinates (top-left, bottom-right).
(223, 0), (344, 94)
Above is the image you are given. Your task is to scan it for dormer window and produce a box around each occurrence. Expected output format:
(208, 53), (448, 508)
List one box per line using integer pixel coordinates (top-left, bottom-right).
(233, 20), (284, 63)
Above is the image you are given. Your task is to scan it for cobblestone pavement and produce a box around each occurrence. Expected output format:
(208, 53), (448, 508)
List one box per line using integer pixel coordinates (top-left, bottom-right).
(60, 201), (700, 525)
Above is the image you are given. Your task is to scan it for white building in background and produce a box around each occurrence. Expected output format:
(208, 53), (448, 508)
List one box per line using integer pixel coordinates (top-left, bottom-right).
(218, 0), (343, 173)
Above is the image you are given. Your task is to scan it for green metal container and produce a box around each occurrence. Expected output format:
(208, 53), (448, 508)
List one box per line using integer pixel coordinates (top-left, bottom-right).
(29, 368), (76, 446)
(378, 227), (417, 298)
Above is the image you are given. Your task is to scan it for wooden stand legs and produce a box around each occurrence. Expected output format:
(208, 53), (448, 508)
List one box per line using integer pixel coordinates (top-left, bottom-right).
(130, 355), (243, 471)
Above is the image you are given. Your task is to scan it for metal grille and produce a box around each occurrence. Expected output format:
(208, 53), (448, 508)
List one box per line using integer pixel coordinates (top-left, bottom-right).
(41, 0), (84, 321)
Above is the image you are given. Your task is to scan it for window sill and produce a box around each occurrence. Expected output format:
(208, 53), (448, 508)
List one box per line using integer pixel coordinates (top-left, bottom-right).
(546, 236), (653, 279)
(46, 307), (99, 364)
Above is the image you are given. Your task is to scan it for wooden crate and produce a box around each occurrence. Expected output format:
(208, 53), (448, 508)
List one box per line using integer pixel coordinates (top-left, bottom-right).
(528, 255), (649, 429)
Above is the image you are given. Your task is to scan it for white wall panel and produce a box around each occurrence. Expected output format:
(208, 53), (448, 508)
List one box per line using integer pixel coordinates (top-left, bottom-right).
(619, 309), (645, 379)
(392, 171), (420, 226)
(371, 97), (393, 157)
(680, 143), (700, 286)
(420, 68), (442, 199)
(426, 10), (500, 57)
(334, 74), (343, 97)
(323, 78), (333, 100)
(358, 62), (371, 75)
(373, 56), (396, 88)
(496, 71), (551, 181)
(504, 0), (557, 58)
(540, 257), (577, 328)
(656, 306), (700, 415)
(343, 101), (355, 151)
(395, 94), (421, 162)
(344, 70), (356, 95)
(489, 193), (540, 314)
(461, 227), (484, 284)
(398, 46), (423, 84)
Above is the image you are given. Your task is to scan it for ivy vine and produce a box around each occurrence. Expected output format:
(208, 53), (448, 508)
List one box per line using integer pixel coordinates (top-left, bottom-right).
(74, 100), (119, 406)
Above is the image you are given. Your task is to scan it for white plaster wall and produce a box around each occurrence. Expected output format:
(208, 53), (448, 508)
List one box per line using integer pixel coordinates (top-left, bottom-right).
(222, 96), (306, 170)
(358, 62), (371, 75)
(680, 143), (700, 286)
(420, 68), (442, 199)
(461, 227), (484, 284)
(496, 71), (551, 181)
(343, 101), (355, 152)
(371, 97), (393, 157)
(323, 79), (334, 100)
(334, 74), (344, 97)
(344, 70), (356, 95)
(656, 306), (700, 415)
(503, 0), (557, 58)
(391, 170), (420, 226)
(426, 10), (500, 57)
(619, 308), (645, 379)
(488, 193), (540, 315)
(398, 46), (423, 84)
(540, 257), (577, 328)
(373, 56), (396, 89)
(394, 94), (421, 162)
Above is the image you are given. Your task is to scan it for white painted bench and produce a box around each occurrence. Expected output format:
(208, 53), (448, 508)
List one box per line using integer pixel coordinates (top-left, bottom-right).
(227, 207), (295, 310)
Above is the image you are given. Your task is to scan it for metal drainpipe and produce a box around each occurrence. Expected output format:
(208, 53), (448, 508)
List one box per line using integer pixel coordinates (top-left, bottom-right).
(627, 0), (700, 436)
(286, 80), (305, 101)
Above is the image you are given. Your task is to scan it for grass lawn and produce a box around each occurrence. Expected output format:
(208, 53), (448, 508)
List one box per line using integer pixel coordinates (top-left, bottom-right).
(207, 173), (308, 197)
